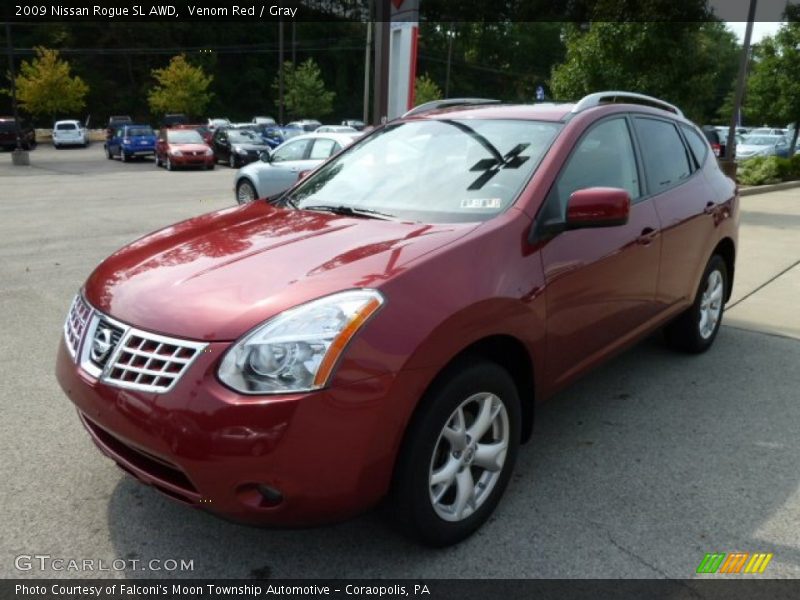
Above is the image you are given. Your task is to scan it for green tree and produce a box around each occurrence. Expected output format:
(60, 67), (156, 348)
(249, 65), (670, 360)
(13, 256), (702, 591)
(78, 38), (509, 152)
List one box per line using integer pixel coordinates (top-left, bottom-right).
(147, 54), (213, 118)
(550, 21), (739, 123)
(414, 73), (442, 106)
(273, 58), (335, 119)
(10, 47), (88, 121)
(744, 20), (800, 150)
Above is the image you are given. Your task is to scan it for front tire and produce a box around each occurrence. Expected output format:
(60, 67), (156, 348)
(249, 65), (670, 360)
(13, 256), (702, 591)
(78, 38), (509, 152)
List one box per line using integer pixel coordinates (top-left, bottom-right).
(166, 156), (173, 171)
(665, 254), (728, 353)
(391, 359), (521, 546)
(121, 151), (129, 162)
(236, 179), (257, 205)
(229, 153), (238, 168)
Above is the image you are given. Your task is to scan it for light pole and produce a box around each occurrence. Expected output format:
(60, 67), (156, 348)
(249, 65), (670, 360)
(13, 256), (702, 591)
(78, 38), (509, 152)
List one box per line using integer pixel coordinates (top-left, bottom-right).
(444, 24), (455, 98)
(362, 22), (372, 125)
(5, 21), (28, 165)
(722, 0), (757, 179)
(278, 17), (284, 124)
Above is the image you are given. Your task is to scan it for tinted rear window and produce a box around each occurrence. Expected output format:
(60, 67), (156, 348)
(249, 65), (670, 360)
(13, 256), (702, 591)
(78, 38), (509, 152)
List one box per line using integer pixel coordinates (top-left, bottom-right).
(635, 118), (692, 193)
(682, 125), (709, 165)
(127, 127), (153, 136)
(0, 121), (16, 132)
(56, 123), (77, 130)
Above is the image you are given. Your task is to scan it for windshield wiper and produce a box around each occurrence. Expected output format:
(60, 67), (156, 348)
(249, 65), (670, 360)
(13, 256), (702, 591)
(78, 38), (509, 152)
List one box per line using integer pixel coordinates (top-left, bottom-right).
(301, 205), (396, 220)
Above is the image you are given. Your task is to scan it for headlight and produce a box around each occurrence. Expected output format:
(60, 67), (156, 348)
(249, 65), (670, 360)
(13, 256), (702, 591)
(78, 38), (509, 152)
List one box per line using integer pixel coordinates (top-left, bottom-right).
(170, 149), (183, 156)
(218, 289), (384, 395)
(234, 146), (248, 154)
(204, 148), (213, 156)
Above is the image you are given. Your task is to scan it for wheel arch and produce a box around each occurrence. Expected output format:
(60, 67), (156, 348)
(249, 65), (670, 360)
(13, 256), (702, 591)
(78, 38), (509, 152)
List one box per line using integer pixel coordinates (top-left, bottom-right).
(403, 334), (537, 447)
(713, 237), (736, 301)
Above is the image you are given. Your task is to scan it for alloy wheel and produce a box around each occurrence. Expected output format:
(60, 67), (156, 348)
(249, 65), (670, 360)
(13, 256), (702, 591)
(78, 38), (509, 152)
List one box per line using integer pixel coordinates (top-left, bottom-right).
(698, 269), (723, 340)
(237, 181), (256, 204)
(428, 392), (509, 522)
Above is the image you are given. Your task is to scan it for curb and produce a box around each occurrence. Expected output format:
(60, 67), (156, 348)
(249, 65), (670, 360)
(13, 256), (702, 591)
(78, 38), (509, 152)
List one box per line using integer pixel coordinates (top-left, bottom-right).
(739, 180), (800, 197)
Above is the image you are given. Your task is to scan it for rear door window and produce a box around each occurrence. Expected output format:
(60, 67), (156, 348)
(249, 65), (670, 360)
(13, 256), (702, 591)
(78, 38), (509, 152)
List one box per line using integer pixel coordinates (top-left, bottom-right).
(681, 125), (710, 166)
(634, 117), (692, 194)
(309, 138), (336, 160)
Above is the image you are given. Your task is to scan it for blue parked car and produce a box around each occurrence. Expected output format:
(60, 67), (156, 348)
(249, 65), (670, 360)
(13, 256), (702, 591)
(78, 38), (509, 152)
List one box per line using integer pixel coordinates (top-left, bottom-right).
(249, 124), (287, 149)
(105, 124), (157, 161)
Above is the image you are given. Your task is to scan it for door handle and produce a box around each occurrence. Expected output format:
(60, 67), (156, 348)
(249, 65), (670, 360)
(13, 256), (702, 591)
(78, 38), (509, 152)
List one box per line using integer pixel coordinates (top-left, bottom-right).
(636, 227), (658, 245)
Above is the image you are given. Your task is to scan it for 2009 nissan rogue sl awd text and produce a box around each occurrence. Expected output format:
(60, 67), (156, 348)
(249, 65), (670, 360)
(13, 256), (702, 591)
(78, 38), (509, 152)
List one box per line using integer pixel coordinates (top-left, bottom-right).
(57, 92), (738, 546)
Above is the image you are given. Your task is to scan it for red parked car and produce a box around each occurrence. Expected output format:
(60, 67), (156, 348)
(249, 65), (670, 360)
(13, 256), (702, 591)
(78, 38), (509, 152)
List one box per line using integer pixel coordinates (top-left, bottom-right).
(56, 92), (738, 546)
(154, 128), (215, 171)
(174, 123), (213, 145)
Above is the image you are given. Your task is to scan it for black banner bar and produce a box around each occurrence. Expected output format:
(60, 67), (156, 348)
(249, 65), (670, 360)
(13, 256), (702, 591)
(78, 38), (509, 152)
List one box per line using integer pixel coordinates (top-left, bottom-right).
(0, 0), (789, 23)
(6, 579), (800, 600)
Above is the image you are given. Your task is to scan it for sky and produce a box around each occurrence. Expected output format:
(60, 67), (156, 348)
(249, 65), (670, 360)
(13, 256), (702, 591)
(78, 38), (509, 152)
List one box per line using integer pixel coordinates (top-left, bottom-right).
(726, 21), (783, 44)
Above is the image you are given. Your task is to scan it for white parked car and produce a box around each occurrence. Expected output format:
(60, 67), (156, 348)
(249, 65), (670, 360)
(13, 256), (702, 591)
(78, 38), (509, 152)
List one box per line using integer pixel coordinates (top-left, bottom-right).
(315, 125), (358, 133)
(252, 116), (276, 125)
(207, 117), (231, 130)
(52, 120), (88, 148)
(234, 132), (360, 204)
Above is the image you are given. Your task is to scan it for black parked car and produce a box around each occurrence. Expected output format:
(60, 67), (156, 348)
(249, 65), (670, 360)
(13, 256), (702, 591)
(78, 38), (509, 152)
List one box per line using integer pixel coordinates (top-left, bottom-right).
(702, 126), (726, 159)
(161, 113), (188, 129)
(106, 115), (132, 141)
(0, 118), (36, 150)
(211, 127), (271, 168)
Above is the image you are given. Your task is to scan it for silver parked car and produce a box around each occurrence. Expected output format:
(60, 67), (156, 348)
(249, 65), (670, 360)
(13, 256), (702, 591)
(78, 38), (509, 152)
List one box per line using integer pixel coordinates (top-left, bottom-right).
(736, 134), (791, 161)
(234, 132), (360, 204)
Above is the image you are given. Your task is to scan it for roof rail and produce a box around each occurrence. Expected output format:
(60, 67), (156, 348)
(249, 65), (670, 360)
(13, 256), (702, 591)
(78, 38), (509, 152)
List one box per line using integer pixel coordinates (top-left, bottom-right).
(571, 91), (683, 117)
(402, 98), (501, 119)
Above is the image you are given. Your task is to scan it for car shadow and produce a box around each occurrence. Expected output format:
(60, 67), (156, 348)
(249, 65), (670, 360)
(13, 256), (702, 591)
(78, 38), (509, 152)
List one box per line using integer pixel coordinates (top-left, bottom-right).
(106, 326), (800, 578)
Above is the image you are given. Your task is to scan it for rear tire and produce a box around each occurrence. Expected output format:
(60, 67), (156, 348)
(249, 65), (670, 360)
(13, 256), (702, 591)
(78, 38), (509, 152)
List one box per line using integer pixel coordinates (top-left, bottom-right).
(236, 180), (257, 205)
(105, 146), (113, 160)
(391, 358), (521, 547)
(665, 254), (728, 353)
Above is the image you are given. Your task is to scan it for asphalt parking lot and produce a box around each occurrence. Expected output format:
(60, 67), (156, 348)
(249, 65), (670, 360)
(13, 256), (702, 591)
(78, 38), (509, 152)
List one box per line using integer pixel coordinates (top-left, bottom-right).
(1, 145), (799, 579)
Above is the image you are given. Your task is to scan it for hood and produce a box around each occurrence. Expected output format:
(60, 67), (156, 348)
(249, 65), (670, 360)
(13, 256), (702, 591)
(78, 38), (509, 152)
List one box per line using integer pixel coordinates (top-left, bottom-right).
(85, 203), (476, 340)
(170, 143), (211, 152)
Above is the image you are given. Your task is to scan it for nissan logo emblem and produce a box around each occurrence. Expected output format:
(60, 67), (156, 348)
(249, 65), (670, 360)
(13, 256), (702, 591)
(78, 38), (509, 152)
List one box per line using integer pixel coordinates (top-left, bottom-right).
(91, 328), (114, 362)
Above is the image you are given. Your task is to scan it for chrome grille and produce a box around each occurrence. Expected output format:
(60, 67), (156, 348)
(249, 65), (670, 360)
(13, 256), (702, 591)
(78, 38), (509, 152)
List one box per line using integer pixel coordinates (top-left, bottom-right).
(64, 295), (207, 394)
(64, 295), (92, 358)
(103, 331), (206, 393)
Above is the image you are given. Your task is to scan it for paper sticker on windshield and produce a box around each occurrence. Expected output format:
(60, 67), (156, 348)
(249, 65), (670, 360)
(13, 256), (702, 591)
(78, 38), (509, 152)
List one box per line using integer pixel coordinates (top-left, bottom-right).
(461, 198), (502, 209)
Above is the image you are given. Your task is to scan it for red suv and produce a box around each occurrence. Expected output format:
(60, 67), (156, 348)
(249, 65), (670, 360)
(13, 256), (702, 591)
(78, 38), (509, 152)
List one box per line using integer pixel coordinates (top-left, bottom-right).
(56, 92), (738, 546)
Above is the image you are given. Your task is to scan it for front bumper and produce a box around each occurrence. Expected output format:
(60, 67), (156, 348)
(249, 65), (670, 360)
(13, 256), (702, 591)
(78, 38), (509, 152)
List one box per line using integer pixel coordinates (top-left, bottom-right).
(169, 153), (214, 167)
(56, 337), (424, 525)
(123, 144), (155, 156)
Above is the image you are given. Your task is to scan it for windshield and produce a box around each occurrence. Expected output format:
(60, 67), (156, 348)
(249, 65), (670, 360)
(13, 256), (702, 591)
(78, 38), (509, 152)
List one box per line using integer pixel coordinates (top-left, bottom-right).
(229, 130), (261, 143)
(127, 127), (153, 137)
(742, 135), (781, 146)
(288, 119), (561, 223)
(168, 130), (204, 144)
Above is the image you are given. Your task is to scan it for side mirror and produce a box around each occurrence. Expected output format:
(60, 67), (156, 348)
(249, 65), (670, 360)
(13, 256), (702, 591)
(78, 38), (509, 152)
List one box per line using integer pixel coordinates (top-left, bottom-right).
(566, 187), (630, 229)
(260, 150), (272, 163)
